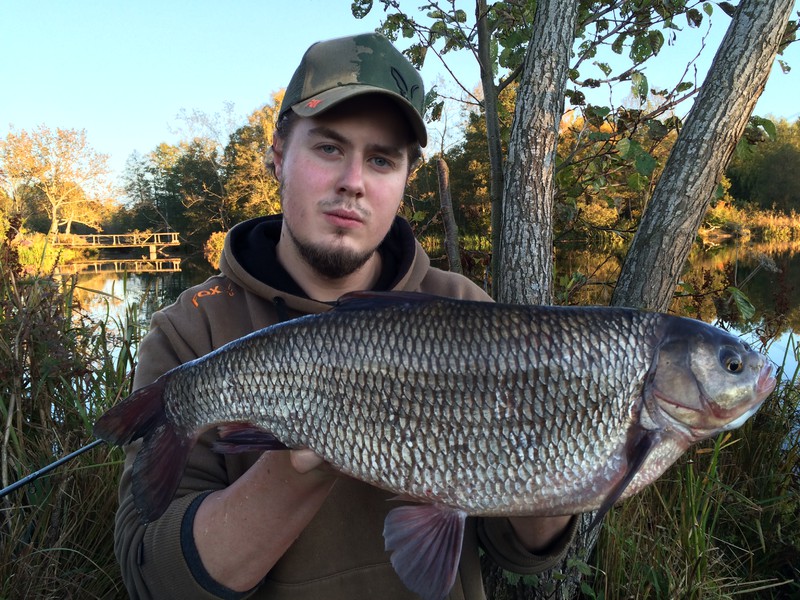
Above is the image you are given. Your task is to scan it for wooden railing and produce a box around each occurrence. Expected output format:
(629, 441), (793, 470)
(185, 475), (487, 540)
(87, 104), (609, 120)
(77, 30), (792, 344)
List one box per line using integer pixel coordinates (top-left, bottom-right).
(52, 232), (180, 248)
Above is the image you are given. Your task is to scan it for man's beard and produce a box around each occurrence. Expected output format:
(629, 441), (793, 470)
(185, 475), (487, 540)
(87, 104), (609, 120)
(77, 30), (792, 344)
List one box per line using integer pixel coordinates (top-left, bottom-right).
(284, 217), (377, 280)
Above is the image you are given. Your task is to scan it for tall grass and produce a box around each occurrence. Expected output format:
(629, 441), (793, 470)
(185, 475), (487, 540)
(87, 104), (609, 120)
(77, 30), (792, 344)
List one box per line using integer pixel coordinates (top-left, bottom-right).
(0, 230), (136, 599)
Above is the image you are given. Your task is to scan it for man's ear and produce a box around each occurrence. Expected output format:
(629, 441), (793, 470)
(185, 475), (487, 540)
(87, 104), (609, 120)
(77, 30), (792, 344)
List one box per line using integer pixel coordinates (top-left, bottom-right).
(272, 134), (285, 180)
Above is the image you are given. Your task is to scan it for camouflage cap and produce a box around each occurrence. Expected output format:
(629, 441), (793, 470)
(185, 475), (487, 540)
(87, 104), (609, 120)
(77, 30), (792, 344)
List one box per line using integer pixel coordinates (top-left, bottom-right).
(280, 32), (427, 146)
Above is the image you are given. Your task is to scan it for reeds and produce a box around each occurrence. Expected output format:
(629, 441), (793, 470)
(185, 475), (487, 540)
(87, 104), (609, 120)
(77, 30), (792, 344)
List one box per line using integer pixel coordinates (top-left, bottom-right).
(0, 239), (136, 598)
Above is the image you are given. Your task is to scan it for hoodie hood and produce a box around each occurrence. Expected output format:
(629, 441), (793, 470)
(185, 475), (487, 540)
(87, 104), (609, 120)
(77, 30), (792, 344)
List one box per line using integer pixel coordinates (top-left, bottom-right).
(218, 214), (431, 315)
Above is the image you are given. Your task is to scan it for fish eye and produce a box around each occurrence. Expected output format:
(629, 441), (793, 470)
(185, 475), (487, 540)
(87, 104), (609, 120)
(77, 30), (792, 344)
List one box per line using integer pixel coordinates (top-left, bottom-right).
(720, 348), (744, 374)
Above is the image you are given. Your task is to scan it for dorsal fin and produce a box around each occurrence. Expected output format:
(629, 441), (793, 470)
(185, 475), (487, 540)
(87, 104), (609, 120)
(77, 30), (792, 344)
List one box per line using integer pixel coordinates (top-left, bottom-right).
(334, 291), (445, 311)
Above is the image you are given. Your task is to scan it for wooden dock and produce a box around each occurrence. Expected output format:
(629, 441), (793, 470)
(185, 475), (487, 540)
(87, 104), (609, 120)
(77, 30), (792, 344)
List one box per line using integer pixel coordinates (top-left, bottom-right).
(53, 232), (180, 259)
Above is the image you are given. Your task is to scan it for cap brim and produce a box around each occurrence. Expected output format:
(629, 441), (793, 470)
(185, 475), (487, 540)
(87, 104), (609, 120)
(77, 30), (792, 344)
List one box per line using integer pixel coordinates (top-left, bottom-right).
(289, 84), (427, 147)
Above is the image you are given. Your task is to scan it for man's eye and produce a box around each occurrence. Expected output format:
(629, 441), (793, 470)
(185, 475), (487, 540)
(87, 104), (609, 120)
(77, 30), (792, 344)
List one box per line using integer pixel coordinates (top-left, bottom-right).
(372, 157), (390, 168)
(319, 144), (337, 154)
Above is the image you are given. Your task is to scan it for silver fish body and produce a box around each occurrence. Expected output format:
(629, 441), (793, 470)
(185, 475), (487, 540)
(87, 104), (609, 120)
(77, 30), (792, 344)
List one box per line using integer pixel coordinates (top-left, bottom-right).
(95, 293), (776, 600)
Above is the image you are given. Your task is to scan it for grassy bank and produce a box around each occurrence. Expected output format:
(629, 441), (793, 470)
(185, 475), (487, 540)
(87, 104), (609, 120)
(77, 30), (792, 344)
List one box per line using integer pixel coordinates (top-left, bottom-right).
(702, 203), (800, 244)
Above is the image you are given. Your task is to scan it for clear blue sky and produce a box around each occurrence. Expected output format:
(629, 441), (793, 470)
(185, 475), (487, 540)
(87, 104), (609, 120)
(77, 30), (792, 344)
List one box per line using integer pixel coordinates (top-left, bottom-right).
(1, 0), (798, 186)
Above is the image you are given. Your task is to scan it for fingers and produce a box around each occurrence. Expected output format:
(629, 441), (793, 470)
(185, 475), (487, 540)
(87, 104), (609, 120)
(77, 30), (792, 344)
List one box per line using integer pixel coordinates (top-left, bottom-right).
(289, 449), (327, 474)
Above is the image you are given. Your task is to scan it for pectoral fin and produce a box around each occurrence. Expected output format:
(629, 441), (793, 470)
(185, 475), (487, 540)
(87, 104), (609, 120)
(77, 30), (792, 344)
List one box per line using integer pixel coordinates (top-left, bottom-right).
(590, 426), (662, 530)
(212, 424), (289, 453)
(383, 503), (467, 600)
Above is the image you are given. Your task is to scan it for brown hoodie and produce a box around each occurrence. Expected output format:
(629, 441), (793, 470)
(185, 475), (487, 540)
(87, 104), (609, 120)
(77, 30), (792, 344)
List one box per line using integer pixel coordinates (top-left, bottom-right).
(114, 215), (578, 600)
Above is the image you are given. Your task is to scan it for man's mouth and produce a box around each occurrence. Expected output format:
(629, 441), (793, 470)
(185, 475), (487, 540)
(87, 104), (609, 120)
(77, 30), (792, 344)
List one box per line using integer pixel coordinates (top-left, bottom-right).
(324, 209), (364, 229)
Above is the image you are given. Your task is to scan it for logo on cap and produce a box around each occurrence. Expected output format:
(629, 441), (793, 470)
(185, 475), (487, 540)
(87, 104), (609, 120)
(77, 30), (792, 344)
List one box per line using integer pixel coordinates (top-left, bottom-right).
(391, 67), (419, 102)
(306, 99), (323, 109)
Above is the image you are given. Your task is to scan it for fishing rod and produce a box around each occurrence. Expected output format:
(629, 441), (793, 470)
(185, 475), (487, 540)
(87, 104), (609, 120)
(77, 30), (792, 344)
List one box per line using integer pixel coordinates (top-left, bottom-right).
(0, 438), (105, 499)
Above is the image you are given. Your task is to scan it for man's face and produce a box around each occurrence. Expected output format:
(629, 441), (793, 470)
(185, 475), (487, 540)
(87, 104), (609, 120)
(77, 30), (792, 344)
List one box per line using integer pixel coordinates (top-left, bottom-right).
(273, 95), (413, 280)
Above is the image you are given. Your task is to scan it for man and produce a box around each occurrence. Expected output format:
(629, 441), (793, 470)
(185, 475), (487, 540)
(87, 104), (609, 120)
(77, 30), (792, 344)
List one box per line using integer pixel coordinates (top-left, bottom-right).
(114, 33), (577, 599)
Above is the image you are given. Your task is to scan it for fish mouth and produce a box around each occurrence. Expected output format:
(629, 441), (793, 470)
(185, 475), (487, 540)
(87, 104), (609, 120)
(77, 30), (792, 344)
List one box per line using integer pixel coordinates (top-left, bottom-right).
(755, 362), (777, 401)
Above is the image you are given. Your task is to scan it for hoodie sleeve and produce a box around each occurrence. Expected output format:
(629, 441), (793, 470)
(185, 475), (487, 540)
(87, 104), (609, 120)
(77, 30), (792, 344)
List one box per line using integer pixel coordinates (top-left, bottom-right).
(114, 308), (256, 599)
(114, 433), (252, 600)
(477, 516), (580, 576)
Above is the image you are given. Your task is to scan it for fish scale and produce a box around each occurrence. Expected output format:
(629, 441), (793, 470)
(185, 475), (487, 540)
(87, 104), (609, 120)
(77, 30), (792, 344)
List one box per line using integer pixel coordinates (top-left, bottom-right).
(162, 300), (645, 513)
(95, 292), (776, 600)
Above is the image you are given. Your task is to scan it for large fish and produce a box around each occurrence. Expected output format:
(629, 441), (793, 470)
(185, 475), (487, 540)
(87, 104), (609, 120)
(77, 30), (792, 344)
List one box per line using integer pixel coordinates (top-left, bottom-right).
(94, 292), (776, 600)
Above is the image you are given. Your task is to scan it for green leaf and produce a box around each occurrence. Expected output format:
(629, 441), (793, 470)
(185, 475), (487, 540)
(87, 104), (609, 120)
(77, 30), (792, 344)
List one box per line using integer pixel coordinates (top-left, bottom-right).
(567, 557), (595, 576)
(350, 0), (373, 19)
(631, 72), (649, 103)
(588, 132), (612, 142)
(647, 119), (669, 139)
(569, 90), (586, 105)
(752, 116), (777, 141)
(686, 8), (703, 27)
(521, 574), (540, 586)
(587, 105), (611, 119)
(617, 138), (632, 157)
(648, 30), (665, 56)
(594, 61), (612, 76)
(580, 582), (598, 598)
(676, 81), (694, 93)
(611, 33), (627, 54)
(630, 36), (652, 62)
(718, 2), (736, 17)
(703, 2), (713, 16)
(627, 172), (647, 191)
(727, 286), (756, 320)
(635, 151), (657, 177)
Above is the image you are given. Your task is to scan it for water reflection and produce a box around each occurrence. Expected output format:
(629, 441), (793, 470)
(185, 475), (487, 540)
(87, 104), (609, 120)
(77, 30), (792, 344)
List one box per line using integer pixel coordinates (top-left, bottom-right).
(70, 262), (213, 332)
(56, 258), (182, 276)
(69, 239), (799, 380)
(559, 238), (800, 379)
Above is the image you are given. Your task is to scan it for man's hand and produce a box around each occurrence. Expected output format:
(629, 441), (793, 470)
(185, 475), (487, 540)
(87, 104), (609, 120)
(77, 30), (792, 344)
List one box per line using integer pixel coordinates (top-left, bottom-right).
(193, 449), (337, 591)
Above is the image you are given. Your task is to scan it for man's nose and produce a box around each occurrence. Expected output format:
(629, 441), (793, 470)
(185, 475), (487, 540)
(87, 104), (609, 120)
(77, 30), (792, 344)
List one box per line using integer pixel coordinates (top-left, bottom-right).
(337, 157), (366, 197)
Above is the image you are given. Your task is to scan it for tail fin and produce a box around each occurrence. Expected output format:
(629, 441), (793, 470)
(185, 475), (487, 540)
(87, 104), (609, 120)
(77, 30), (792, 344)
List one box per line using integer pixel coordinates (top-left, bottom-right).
(94, 378), (193, 523)
(94, 379), (168, 446)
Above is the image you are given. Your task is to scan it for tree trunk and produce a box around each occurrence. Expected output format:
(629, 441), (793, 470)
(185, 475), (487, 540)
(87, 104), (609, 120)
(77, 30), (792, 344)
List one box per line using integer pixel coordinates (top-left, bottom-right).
(495, 0), (579, 306)
(476, 0), (505, 297)
(437, 157), (462, 274)
(48, 209), (59, 238)
(485, 0), (584, 595)
(611, 0), (796, 312)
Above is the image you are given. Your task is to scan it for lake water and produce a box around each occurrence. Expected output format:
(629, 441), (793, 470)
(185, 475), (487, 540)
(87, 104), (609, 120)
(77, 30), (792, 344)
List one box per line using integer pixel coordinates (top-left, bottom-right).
(73, 241), (800, 381)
